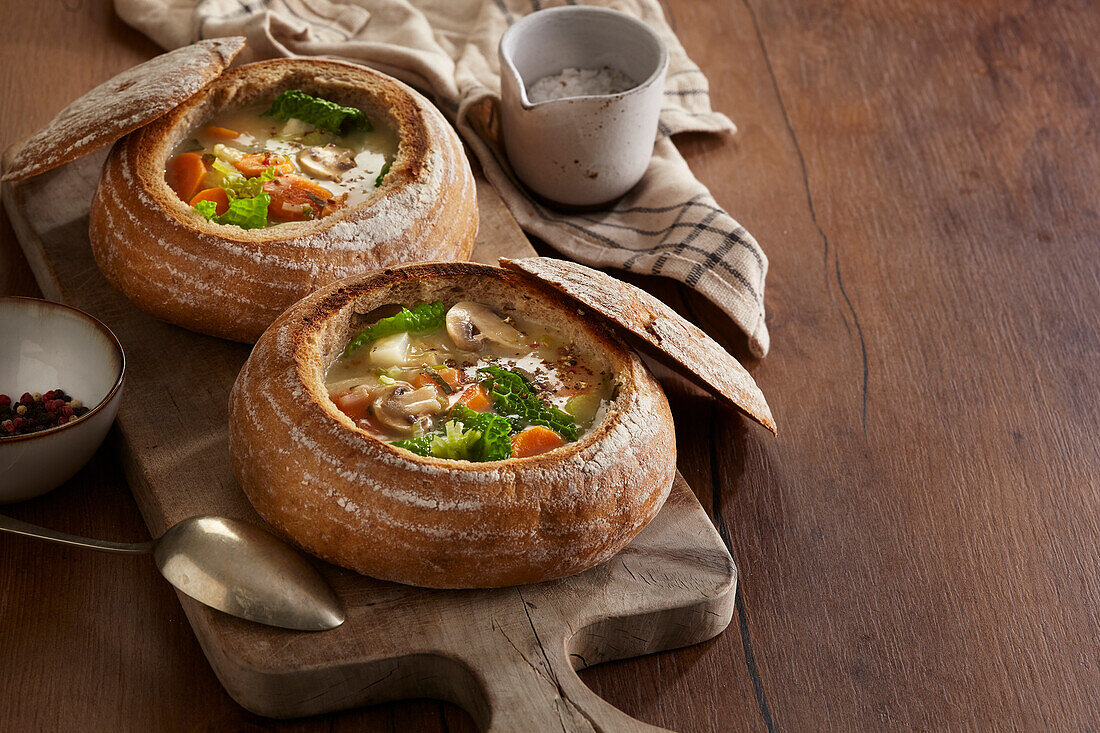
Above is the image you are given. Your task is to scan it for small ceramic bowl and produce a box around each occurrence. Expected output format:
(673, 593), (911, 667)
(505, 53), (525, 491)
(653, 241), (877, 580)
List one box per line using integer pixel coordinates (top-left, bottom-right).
(499, 6), (669, 207)
(0, 297), (125, 503)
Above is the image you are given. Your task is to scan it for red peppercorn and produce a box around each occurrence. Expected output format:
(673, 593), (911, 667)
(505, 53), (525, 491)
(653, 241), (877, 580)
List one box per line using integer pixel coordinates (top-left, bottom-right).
(0, 387), (88, 438)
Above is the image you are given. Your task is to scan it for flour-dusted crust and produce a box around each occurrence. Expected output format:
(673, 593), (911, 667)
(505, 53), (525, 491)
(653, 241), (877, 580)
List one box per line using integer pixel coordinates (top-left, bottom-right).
(2, 38), (245, 182)
(90, 59), (478, 343)
(229, 262), (676, 588)
(501, 257), (776, 434)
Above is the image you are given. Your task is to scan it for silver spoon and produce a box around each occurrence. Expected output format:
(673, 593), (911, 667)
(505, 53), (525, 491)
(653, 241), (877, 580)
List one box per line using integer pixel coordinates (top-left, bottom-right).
(0, 514), (345, 631)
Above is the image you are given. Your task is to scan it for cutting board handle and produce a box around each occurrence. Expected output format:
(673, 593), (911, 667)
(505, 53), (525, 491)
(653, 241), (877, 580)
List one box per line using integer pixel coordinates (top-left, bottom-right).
(472, 631), (670, 732)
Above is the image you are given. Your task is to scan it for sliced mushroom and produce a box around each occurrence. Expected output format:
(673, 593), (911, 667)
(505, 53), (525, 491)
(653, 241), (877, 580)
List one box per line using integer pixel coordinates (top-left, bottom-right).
(445, 302), (526, 352)
(372, 383), (443, 434)
(401, 385), (445, 414)
(298, 145), (356, 181)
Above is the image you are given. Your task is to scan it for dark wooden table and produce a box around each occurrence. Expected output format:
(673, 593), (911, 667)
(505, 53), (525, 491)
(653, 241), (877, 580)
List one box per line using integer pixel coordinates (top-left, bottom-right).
(2, 1), (1097, 730)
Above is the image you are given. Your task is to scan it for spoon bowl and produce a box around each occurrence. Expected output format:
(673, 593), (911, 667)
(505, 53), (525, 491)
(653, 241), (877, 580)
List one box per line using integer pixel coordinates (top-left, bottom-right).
(155, 516), (345, 631)
(0, 513), (345, 631)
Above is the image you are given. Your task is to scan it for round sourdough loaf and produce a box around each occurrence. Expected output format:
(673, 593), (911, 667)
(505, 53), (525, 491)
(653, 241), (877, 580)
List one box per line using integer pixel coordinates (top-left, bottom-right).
(90, 59), (478, 343)
(228, 262), (676, 588)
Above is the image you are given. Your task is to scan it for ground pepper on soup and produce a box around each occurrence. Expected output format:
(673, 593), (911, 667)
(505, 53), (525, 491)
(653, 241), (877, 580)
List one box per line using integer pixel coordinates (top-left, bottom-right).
(165, 90), (397, 230)
(325, 301), (617, 462)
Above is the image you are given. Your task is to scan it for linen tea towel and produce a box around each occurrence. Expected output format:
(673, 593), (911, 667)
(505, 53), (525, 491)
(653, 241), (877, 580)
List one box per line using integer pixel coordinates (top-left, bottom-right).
(115, 0), (771, 356)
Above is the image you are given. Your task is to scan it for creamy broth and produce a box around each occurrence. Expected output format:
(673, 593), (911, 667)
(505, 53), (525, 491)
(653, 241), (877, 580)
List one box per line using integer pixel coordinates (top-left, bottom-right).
(166, 94), (398, 229)
(325, 301), (616, 461)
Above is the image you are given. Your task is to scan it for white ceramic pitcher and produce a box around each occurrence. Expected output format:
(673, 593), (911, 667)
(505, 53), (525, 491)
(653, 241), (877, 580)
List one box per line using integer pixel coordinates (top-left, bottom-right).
(498, 6), (669, 207)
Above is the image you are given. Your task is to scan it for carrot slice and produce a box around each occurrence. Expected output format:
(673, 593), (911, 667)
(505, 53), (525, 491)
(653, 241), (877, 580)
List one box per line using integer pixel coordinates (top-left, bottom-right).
(204, 125), (240, 140)
(320, 193), (348, 219)
(436, 367), (462, 389)
(262, 174), (337, 222)
(413, 367), (462, 391)
(510, 426), (566, 458)
(166, 152), (207, 202)
(235, 152), (295, 177)
(332, 386), (372, 422)
(189, 187), (230, 216)
(456, 384), (492, 412)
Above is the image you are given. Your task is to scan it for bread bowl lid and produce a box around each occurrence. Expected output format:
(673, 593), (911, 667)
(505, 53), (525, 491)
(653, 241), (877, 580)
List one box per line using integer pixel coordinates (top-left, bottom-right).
(500, 256), (777, 434)
(2, 37), (246, 182)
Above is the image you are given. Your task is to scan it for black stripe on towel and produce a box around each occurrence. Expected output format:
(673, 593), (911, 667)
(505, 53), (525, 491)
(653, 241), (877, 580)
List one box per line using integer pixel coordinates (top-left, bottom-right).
(534, 204), (762, 302)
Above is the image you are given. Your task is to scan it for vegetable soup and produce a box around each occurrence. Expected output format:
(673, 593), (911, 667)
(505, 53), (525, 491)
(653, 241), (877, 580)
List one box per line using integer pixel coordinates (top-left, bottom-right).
(166, 90), (398, 230)
(325, 301), (617, 462)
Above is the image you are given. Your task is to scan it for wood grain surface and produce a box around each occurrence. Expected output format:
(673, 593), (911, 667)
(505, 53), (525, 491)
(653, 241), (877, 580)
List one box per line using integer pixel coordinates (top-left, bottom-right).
(1, 0), (1098, 731)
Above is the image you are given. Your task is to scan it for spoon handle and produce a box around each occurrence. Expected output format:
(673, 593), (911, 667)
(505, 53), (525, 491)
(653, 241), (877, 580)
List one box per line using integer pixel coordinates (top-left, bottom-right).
(0, 514), (154, 555)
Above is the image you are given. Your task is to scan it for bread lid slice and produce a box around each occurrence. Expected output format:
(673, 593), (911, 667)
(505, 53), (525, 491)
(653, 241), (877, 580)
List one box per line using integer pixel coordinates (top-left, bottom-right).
(500, 256), (777, 434)
(2, 37), (246, 182)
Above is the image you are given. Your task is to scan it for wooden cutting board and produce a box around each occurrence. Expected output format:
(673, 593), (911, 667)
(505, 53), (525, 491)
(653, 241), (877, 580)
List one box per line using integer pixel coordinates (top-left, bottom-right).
(2, 150), (736, 732)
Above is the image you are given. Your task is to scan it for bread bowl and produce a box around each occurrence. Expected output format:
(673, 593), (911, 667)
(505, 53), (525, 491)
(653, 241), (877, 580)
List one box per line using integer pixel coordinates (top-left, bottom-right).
(228, 261), (677, 588)
(87, 56), (477, 342)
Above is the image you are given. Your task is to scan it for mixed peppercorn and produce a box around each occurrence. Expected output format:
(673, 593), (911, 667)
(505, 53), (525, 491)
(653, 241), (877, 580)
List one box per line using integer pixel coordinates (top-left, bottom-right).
(0, 389), (89, 437)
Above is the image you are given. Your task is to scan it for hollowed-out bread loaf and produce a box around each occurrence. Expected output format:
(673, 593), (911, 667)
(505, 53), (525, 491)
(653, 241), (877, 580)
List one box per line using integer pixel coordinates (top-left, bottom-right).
(228, 262), (676, 588)
(90, 59), (478, 343)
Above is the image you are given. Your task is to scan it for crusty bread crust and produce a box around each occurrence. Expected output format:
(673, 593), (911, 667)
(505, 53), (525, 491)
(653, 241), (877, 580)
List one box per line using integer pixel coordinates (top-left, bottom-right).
(90, 59), (478, 343)
(2, 37), (245, 182)
(501, 256), (776, 434)
(228, 262), (677, 588)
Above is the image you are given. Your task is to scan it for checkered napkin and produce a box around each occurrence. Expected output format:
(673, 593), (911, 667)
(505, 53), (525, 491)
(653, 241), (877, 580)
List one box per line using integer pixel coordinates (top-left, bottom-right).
(116, 0), (771, 356)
